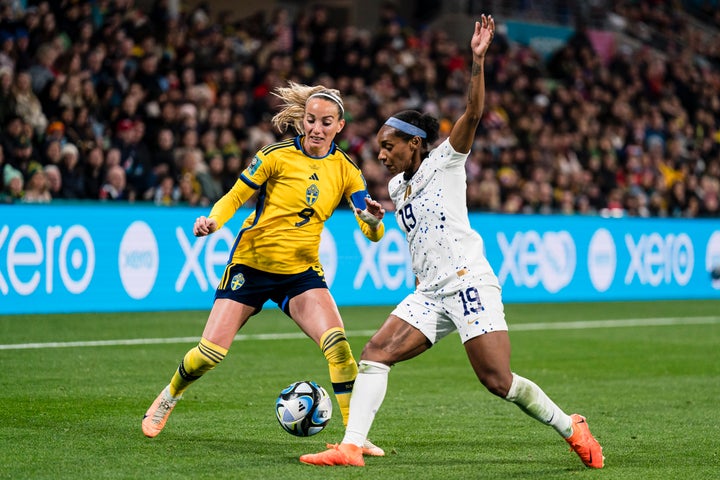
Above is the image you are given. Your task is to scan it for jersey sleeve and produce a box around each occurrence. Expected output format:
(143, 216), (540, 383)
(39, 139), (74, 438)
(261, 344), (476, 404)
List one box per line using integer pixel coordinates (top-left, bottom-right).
(208, 152), (272, 229)
(354, 213), (384, 241)
(433, 138), (469, 171)
(206, 178), (254, 229)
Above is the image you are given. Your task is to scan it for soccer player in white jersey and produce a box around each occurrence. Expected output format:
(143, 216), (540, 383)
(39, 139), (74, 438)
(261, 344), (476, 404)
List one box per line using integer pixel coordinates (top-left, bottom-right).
(300, 15), (604, 469)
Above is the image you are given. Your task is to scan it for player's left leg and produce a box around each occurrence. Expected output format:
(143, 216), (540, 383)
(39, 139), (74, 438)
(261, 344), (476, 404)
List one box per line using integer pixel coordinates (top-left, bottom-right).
(289, 288), (357, 426)
(464, 330), (571, 431)
(454, 284), (576, 444)
(319, 326), (358, 425)
(464, 331), (604, 468)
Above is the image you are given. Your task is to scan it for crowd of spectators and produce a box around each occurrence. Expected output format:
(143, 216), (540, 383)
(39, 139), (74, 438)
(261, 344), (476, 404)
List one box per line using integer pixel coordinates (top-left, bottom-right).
(0, 0), (718, 218)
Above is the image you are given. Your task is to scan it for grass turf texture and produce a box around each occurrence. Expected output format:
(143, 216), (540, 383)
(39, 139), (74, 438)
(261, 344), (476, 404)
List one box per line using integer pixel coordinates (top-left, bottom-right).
(1, 300), (719, 479)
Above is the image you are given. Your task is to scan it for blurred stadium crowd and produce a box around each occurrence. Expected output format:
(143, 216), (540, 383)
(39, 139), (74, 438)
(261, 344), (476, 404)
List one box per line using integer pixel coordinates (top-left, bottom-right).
(0, 0), (718, 217)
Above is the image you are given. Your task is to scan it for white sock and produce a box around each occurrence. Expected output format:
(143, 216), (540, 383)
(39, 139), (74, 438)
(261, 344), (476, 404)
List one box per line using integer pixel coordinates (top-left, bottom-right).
(505, 373), (573, 438)
(342, 360), (390, 447)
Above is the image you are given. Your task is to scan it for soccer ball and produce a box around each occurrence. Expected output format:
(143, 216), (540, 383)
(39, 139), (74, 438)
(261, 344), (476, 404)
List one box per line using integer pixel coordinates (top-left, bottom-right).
(275, 380), (332, 437)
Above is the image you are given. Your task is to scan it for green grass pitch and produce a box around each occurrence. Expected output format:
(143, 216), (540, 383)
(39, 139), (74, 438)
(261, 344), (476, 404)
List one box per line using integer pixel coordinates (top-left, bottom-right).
(1, 300), (719, 479)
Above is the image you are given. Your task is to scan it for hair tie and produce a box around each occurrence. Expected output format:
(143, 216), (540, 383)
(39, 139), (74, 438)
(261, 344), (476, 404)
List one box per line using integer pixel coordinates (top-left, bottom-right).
(384, 117), (427, 138)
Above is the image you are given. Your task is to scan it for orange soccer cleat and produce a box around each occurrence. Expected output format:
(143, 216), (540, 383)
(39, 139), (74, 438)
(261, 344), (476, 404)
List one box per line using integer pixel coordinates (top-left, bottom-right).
(565, 414), (605, 468)
(300, 443), (364, 467)
(142, 385), (180, 438)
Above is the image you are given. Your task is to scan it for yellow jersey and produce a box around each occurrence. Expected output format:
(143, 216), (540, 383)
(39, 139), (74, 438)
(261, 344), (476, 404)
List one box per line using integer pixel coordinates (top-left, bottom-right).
(208, 136), (384, 274)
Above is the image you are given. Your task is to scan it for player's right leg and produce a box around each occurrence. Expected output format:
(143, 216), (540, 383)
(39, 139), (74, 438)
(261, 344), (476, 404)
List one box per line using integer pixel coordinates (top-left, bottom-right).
(142, 294), (256, 438)
(464, 330), (603, 468)
(301, 311), (432, 466)
(142, 337), (228, 437)
(300, 361), (390, 467)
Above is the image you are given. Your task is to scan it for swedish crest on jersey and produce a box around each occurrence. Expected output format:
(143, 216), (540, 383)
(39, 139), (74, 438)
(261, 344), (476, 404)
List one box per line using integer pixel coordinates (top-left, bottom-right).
(230, 273), (245, 290)
(306, 184), (319, 205)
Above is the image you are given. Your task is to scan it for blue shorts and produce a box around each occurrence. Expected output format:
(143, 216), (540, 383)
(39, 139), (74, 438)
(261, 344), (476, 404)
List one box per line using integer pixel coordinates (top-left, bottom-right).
(214, 263), (328, 316)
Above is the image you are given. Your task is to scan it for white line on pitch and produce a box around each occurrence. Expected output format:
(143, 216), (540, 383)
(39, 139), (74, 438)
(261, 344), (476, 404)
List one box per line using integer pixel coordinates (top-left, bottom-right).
(1, 316), (719, 351)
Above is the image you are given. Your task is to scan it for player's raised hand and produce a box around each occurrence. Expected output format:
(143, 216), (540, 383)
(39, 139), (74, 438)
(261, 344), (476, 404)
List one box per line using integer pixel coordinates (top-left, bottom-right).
(193, 216), (218, 237)
(472, 14), (495, 60)
(356, 197), (385, 228)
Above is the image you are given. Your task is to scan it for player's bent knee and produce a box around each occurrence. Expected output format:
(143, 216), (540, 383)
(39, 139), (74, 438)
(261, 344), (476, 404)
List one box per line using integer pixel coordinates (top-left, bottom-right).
(360, 340), (402, 366)
(360, 336), (388, 357)
(479, 371), (513, 398)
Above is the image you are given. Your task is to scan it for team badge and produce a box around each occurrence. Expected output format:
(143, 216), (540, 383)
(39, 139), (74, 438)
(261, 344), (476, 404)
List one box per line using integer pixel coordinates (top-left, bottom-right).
(404, 184), (412, 200)
(306, 184), (319, 205)
(230, 273), (245, 290)
(247, 156), (262, 176)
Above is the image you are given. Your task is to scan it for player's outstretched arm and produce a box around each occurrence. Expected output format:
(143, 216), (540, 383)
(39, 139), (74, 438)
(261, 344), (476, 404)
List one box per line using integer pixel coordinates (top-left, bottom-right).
(193, 216), (218, 237)
(449, 14), (494, 154)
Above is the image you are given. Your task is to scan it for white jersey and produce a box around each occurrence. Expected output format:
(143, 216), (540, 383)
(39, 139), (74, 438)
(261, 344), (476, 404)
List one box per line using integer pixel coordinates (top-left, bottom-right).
(388, 138), (499, 293)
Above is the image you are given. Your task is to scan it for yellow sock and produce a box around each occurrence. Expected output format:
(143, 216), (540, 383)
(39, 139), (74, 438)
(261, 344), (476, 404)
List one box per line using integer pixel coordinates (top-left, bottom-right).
(169, 338), (228, 397)
(320, 327), (358, 426)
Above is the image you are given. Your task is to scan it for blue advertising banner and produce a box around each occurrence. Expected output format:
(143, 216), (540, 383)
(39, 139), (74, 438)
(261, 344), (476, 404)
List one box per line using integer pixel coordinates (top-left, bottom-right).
(1, 205), (718, 314)
(477, 214), (720, 302)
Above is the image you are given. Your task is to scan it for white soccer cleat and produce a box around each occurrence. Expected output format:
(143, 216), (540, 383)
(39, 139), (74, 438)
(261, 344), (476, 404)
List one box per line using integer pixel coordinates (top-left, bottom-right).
(361, 438), (385, 457)
(325, 438), (385, 456)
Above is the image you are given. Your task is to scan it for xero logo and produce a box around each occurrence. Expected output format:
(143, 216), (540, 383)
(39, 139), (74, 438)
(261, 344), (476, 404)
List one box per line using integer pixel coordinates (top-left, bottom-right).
(0, 224), (95, 296)
(497, 231), (576, 293)
(624, 233), (693, 286)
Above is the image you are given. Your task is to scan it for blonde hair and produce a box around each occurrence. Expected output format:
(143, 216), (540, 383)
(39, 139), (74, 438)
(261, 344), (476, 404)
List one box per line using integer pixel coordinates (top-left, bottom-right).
(271, 81), (344, 134)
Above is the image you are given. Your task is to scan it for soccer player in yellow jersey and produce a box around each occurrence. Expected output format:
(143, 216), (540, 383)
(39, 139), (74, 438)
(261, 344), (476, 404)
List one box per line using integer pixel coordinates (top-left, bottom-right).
(142, 82), (387, 456)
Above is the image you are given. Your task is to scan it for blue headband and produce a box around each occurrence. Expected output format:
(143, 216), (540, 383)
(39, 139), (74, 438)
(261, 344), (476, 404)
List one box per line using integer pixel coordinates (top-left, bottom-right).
(384, 117), (427, 138)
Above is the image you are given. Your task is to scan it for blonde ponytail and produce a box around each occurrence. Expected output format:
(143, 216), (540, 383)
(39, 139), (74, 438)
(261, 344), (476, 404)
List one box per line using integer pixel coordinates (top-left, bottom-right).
(271, 81), (344, 134)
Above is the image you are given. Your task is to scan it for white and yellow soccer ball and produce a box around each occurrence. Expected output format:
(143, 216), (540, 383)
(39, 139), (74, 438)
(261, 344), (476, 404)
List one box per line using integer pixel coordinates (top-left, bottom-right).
(275, 380), (332, 437)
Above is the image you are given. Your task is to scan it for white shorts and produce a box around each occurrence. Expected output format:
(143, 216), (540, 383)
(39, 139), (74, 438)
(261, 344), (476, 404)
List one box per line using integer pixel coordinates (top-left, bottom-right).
(391, 283), (508, 345)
